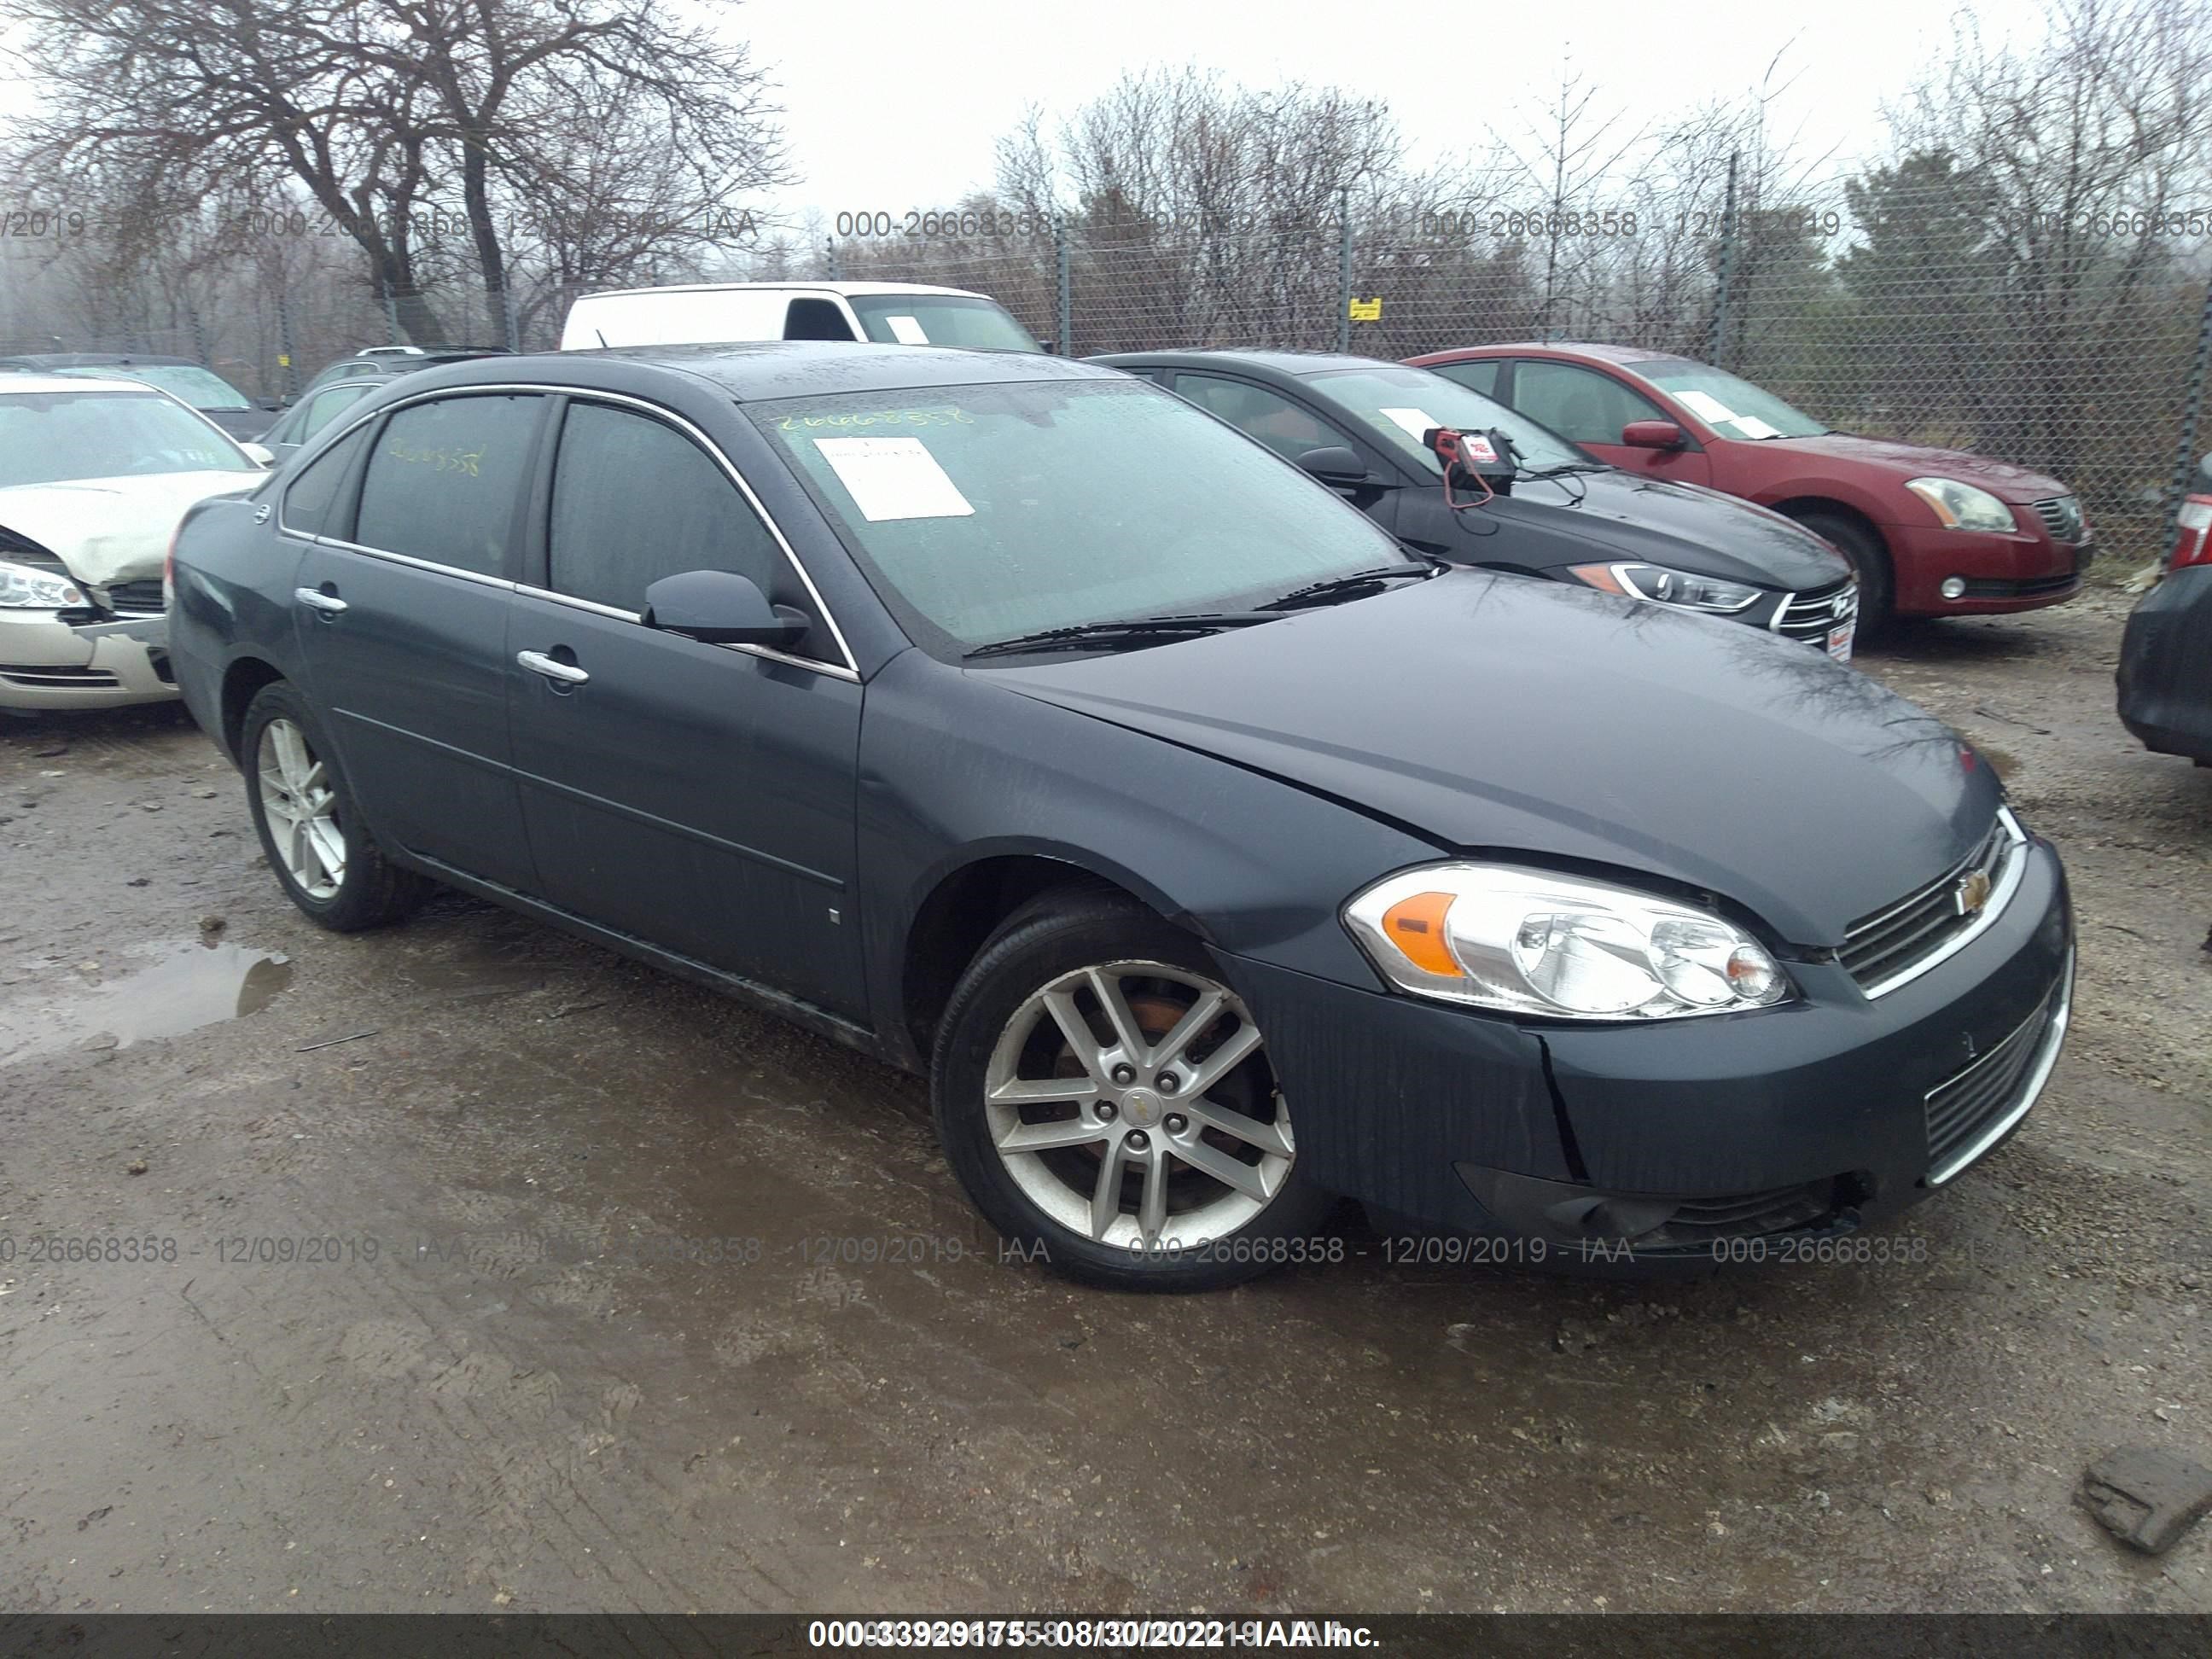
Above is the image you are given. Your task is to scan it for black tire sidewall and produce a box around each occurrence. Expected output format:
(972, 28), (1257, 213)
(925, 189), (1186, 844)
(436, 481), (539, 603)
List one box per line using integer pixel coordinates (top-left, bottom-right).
(240, 683), (386, 930)
(931, 894), (1332, 1292)
(1792, 510), (1894, 630)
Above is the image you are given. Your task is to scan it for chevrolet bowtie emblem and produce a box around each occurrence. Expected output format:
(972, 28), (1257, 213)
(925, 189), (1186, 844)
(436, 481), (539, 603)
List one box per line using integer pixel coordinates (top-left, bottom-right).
(1954, 870), (1993, 917)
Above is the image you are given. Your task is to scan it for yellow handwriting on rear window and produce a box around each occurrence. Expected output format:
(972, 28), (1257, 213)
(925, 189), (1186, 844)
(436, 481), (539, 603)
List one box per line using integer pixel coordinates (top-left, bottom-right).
(777, 406), (973, 433)
(387, 440), (486, 476)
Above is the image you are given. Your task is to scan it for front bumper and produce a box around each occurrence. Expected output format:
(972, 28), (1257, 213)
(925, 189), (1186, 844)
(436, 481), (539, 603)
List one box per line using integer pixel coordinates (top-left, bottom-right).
(0, 608), (177, 710)
(1218, 835), (2073, 1263)
(2116, 565), (2212, 762)
(1886, 520), (2087, 616)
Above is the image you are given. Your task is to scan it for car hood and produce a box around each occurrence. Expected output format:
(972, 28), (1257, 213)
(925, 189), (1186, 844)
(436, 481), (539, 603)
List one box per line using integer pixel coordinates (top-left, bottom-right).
(1490, 469), (1850, 588)
(1762, 433), (2067, 503)
(0, 472), (262, 585)
(983, 568), (1999, 945)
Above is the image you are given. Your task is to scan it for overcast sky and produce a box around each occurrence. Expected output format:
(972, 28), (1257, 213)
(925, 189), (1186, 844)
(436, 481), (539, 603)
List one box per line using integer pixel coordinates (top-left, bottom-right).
(736, 0), (2042, 224)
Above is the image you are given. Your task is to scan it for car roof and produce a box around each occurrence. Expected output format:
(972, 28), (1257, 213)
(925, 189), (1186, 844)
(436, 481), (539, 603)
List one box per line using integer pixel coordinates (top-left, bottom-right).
(0, 352), (201, 368)
(1090, 348), (1397, 379)
(573, 280), (990, 302)
(413, 341), (1114, 401)
(0, 373), (174, 396)
(1416, 341), (1687, 367)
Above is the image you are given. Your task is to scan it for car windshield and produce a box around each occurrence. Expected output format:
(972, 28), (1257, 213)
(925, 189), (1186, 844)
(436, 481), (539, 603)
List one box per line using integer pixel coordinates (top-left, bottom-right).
(755, 377), (1413, 652)
(847, 295), (1043, 353)
(0, 390), (258, 487)
(1301, 365), (1589, 474)
(53, 363), (255, 412)
(1632, 361), (1828, 439)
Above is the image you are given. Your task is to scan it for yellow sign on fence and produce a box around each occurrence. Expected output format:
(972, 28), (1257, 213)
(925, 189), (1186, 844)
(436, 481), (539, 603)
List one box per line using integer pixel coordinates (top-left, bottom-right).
(1347, 297), (1382, 323)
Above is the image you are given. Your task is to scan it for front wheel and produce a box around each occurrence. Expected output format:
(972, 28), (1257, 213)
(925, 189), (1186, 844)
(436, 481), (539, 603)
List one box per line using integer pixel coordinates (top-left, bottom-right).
(932, 892), (1333, 1291)
(1786, 509), (1894, 634)
(241, 681), (429, 931)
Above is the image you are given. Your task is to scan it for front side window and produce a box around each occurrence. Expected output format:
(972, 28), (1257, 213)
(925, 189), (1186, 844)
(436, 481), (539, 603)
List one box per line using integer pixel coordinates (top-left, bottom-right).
(353, 393), (542, 577)
(547, 402), (785, 613)
(1302, 364), (1588, 474)
(1427, 358), (1502, 398)
(754, 377), (1411, 653)
(1511, 361), (1668, 447)
(1172, 374), (1348, 463)
(847, 295), (1042, 352)
(0, 390), (257, 488)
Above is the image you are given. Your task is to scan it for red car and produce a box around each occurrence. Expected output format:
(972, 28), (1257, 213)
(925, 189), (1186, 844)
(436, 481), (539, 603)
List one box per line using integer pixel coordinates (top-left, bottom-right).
(1406, 344), (2091, 627)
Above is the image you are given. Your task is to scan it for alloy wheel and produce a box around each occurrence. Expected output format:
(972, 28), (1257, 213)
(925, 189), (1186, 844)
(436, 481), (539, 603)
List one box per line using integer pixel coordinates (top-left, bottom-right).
(981, 960), (1295, 1250)
(257, 717), (345, 899)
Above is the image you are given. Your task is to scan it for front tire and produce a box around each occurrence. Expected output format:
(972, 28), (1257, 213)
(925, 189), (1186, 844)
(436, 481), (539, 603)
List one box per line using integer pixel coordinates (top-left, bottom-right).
(241, 681), (429, 932)
(932, 891), (1332, 1291)
(1786, 509), (1895, 634)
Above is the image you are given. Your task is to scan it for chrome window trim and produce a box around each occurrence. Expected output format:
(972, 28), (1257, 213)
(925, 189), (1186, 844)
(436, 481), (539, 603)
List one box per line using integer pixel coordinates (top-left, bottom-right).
(1924, 944), (2074, 1185)
(1854, 806), (2031, 999)
(308, 535), (519, 592)
(288, 381), (860, 678)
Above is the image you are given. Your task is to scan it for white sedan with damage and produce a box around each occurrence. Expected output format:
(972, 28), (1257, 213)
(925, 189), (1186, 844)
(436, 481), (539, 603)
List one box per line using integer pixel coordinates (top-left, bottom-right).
(1, 374), (269, 711)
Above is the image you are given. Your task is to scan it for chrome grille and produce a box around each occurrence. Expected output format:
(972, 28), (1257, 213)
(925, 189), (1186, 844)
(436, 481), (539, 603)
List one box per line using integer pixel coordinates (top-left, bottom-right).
(2031, 495), (2083, 543)
(1839, 812), (2023, 995)
(1924, 959), (2071, 1184)
(97, 579), (166, 617)
(1774, 579), (1859, 646)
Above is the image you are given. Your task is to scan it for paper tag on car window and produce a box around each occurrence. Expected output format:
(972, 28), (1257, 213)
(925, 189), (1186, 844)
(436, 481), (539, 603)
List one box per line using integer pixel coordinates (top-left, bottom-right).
(1676, 389), (1738, 424)
(1732, 415), (1780, 439)
(884, 314), (930, 345)
(1377, 406), (1439, 441)
(813, 436), (973, 521)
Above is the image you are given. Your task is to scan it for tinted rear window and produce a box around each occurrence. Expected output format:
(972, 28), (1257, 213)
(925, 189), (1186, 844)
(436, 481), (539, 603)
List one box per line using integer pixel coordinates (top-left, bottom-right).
(354, 394), (542, 577)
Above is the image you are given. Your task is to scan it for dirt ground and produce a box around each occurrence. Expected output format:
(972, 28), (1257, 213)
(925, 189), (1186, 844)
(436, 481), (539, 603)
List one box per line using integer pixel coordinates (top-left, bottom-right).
(1, 589), (2207, 1616)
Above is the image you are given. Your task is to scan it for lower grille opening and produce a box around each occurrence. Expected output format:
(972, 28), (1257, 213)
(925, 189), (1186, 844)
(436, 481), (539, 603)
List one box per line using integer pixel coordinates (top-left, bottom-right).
(1924, 970), (2069, 1184)
(1959, 572), (2080, 600)
(1617, 1177), (1852, 1252)
(0, 663), (122, 689)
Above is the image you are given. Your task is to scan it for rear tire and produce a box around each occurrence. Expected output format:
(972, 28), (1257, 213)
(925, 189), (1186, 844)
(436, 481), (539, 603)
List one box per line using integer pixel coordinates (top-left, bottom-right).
(1785, 509), (1894, 635)
(241, 681), (429, 932)
(931, 891), (1333, 1291)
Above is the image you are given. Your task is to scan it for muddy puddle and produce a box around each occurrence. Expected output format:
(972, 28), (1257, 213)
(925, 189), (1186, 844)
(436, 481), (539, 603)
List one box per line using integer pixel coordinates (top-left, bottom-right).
(0, 938), (293, 1064)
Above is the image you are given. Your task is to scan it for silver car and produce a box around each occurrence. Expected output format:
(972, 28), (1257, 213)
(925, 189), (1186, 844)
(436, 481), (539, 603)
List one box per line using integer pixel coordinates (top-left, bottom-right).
(0, 375), (268, 711)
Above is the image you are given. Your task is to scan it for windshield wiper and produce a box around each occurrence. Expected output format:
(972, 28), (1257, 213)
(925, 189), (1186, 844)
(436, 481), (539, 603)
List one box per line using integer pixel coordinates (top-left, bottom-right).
(1522, 462), (1608, 478)
(964, 611), (1280, 660)
(1260, 560), (1441, 612)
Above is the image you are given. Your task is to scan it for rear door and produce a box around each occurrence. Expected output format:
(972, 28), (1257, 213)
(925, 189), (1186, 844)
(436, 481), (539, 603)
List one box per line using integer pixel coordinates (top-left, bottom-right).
(291, 390), (546, 892)
(1511, 359), (1710, 486)
(505, 395), (867, 1019)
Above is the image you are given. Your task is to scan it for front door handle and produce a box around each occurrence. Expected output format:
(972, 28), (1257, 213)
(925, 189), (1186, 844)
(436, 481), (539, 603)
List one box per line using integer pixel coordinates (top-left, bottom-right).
(294, 586), (347, 614)
(517, 649), (589, 686)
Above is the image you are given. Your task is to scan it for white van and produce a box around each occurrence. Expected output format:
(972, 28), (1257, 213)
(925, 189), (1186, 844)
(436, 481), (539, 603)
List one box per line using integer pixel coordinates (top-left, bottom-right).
(559, 281), (1045, 354)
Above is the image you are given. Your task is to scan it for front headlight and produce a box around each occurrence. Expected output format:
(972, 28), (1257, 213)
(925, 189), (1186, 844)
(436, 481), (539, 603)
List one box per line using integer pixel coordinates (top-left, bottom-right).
(1344, 864), (1793, 1020)
(0, 560), (86, 609)
(1566, 561), (1763, 614)
(1905, 477), (2017, 533)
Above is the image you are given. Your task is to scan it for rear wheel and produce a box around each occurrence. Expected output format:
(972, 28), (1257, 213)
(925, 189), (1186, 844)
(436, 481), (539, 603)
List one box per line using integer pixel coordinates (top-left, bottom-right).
(1785, 509), (1894, 634)
(932, 892), (1332, 1291)
(242, 682), (428, 932)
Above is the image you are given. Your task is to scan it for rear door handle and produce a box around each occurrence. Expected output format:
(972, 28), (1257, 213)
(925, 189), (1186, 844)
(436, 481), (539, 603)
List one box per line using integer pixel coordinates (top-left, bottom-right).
(516, 649), (589, 686)
(294, 587), (347, 614)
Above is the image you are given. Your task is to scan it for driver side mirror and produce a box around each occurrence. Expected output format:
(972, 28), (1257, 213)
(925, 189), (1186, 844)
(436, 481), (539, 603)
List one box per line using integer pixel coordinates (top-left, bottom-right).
(1295, 445), (1369, 486)
(643, 569), (809, 649)
(241, 442), (276, 468)
(1621, 420), (1686, 451)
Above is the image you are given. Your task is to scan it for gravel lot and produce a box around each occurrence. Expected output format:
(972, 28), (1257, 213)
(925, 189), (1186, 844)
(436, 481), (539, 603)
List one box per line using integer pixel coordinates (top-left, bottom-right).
(1, 590), (2207, 1615)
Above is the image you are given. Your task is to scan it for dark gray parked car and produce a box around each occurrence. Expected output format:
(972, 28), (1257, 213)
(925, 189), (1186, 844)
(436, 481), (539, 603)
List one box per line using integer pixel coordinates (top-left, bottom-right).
(167, 345), (2073, 1290)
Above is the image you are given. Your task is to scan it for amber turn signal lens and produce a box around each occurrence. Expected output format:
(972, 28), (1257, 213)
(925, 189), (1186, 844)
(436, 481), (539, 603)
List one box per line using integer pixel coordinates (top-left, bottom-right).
(1567, 562), (1627, 595)
(1380, 891), (1464, 977)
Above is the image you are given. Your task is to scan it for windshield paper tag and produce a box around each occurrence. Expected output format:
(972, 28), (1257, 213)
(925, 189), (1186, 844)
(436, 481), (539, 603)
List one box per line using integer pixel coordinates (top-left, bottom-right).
(1675, 389), (1738, 424)
(883, 314), (930, 345)
(1732, 415), (1780, 439)
(813, 436), (973, 521)
(1377, 406), (1439, 442)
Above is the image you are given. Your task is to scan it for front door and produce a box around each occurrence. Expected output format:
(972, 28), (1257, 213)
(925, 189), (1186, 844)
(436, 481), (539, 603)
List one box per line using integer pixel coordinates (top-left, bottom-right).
(505, 397), (867, 1020)
(1511, 359), (1711, 486)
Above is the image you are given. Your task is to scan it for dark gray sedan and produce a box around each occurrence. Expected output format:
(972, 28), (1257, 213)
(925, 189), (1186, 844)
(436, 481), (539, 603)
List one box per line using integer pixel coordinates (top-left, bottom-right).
(166, 345), (2072, 1290)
